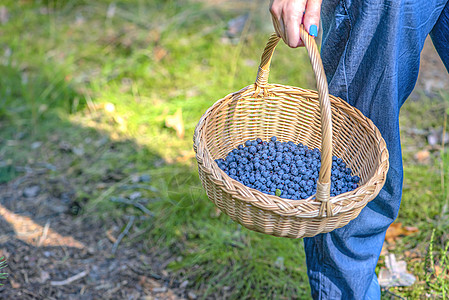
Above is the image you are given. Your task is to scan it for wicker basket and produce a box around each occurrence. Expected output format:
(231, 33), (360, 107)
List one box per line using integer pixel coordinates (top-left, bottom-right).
(193, 26), (389, 239)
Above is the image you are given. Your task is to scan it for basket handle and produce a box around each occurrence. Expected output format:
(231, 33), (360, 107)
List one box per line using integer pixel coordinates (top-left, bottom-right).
(255, 25), (333, 217)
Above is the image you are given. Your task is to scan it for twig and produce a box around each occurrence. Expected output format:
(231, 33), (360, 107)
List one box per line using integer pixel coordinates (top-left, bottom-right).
(105, 281), (127, 296)
(118, 184), (158, 192)
(22, 289), (39, 298)
(112, 216), (135, 254)
(127, 263), (162, 280)
(87, 175), (132, 211)
(50, 270), (89, 286)
(383, 288), (407, 300)
(110, 197), (154, 216)
(84, 90), (96, 113)
(37, 221), (50, 247)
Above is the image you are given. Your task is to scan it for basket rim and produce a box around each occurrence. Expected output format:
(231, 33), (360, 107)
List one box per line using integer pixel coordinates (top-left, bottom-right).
(194, 83), (389, 218)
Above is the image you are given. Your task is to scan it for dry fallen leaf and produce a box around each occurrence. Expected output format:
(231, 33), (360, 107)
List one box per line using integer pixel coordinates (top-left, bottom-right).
(106, 229), (117, 243)
(165, 108), (184, 139)
(10, 279), (21, 289)
(139, 275), (161, 289)
(434, 265), (444, 277)
(385, 222), (419, 244)
(414, 150), (430, 164)
(153, 46), (168, 62)
(147, 29), (161, 44)
(176, 150), (195, 163)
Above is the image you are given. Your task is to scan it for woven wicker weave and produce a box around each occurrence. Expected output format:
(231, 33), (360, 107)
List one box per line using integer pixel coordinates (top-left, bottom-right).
(193, 26), (389, 239)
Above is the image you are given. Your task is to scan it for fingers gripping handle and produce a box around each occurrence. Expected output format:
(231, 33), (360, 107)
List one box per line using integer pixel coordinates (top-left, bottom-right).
(255, 26), (334, 217)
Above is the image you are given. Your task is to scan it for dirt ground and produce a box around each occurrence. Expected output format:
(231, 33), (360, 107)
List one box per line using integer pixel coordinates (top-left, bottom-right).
(0, 36), (447, 299)
(0, 173), (188, 299)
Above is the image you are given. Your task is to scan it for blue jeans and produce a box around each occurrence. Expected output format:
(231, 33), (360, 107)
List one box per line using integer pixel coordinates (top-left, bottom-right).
(303, 0), (449, 299)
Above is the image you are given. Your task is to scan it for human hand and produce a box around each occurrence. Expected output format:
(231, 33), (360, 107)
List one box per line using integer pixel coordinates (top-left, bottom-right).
(269, 0), (322, 48)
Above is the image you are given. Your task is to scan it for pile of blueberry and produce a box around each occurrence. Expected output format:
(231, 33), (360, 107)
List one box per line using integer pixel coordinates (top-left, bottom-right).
(215, 137), (360, 200)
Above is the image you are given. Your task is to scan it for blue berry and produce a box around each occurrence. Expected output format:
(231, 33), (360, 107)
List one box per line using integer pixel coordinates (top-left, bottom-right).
(219, 137), (359, 200)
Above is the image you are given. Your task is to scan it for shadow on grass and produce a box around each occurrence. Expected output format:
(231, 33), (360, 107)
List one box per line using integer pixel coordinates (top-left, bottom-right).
(0, 49), (310, 300)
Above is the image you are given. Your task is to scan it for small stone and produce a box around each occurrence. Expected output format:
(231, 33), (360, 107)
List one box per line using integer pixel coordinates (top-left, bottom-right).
(23, 185), (40, 198)
(72, 146), (85, 156)
(43, 163), (57, 171)
(187, 291), (197, 299)
(152, 287), (167, 293)
(49, 204), (67, 214)
(129, 192), (142, 200)
(179, 280), (189, 289)
(95, 137), (109, 147)
(39, 271), (50, 283)
(139, 174), (151, 182)
(274, 256), (285, 271)
(59, 141), (71, 151)
(31, 141), (42, 149)
(131, 174), (140, 183)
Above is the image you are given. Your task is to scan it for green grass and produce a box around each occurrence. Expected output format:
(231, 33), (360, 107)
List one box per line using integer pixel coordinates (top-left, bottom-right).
(383, 95), (449, 299)
(0, 0), (448, 299)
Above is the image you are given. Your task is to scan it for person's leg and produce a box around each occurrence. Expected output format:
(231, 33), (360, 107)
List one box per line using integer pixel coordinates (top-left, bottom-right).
(430, 1), (449, 71)
(303, 0), (449, 298)
(365, 275), (381, 300)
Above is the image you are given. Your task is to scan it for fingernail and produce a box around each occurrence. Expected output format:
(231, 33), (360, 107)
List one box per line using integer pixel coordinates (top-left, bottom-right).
(309, 24), (318, 37)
